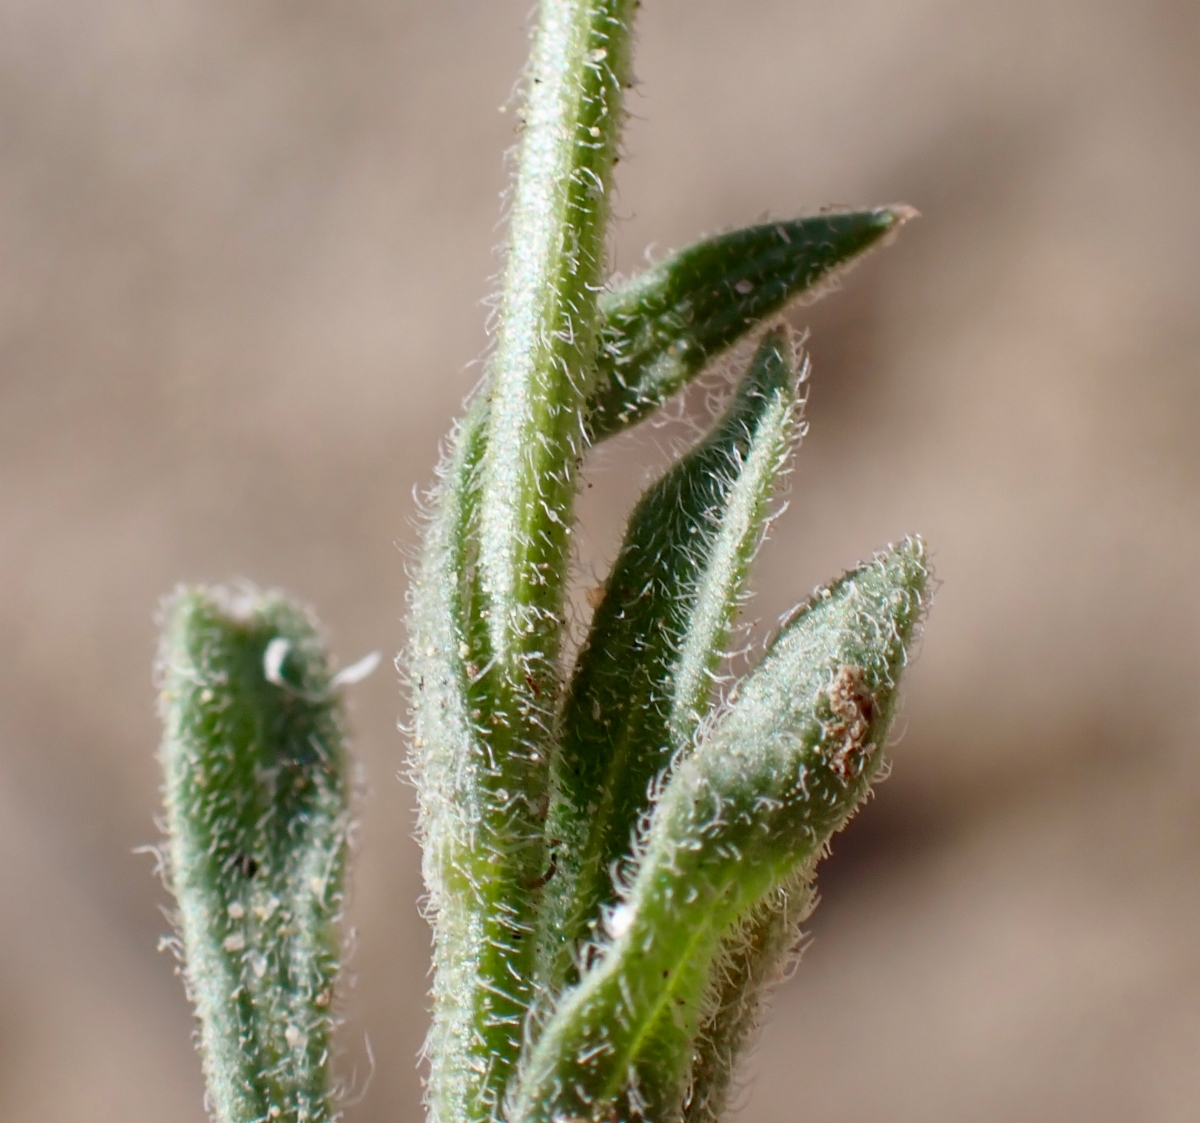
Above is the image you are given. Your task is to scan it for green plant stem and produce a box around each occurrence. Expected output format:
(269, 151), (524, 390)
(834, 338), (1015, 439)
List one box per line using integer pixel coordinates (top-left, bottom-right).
(409, 402), (493, 1123)
(477, 0), (635, 675)
(413, 4), (637, 1121)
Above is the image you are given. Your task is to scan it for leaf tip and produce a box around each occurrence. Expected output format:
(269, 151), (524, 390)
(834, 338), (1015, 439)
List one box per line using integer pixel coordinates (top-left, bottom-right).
(881, 202), (921, 226)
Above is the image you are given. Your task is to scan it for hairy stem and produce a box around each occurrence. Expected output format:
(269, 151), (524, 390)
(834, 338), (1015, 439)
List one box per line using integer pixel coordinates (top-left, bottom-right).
(414, 4), (637, 1120)
(409, 402), (494, 1123)
(477, 0), (635, 671)
(536, 328), (803, 1005)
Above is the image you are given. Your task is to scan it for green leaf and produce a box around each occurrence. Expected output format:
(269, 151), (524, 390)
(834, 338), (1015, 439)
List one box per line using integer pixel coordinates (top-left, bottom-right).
(586, 207), (914, 441)
(158, 587), (350, 1123)
(536, 327), (804, 1005)
(511, 538), (931, 1123)
(682, 872), (814, 1123)
(407, 402), (506, 1123)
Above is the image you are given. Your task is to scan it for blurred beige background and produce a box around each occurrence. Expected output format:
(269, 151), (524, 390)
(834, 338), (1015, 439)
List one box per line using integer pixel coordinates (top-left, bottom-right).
(2, 1), (1197, 1120)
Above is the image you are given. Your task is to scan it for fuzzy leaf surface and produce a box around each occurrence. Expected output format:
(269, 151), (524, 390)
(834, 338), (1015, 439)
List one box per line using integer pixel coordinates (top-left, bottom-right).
(537, 328), (803, 1003)
(408, 402), (501, 1123)
(586, 208), (910, 441)
(158, 587), (349, 1123)
(512, 539), (931, 1123)
(682, 873), (814, 1123)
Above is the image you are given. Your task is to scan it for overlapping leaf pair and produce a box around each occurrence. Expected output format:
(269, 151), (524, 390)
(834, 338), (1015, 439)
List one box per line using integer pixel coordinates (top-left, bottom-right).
(155, 4), (931, 1123)
(409, 207), (928, 1123)
(405, 6), (928, 1123)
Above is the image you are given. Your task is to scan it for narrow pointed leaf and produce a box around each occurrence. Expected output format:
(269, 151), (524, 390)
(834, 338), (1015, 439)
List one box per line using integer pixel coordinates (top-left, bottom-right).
(158, 587), (350, 1123)
(586, 207), (914, 441)
(512, 538), (931, 1123)
(408, 402), (508, 1123)
(536, 328), (803, 1004)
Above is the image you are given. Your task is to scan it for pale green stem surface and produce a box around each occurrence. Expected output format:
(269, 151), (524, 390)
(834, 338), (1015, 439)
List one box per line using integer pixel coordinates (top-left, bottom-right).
(409, 403), (496, 1123)
(413, 3), (636, 1120)
(158, 587), (349, 1123)
(477, 0), (635, 676)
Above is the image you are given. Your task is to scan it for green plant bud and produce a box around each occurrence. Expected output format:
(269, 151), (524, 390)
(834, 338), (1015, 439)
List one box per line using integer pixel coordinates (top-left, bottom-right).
(537, 327), (803, 1002)
(585, 207), (915, 442)
(682, 872), (814, 1123)
(158, 587), (351, 1123)
(511, 538), (930, 1123)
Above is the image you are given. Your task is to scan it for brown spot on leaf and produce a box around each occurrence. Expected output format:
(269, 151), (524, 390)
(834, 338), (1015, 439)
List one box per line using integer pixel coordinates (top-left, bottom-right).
(820, 664), (874, 780)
